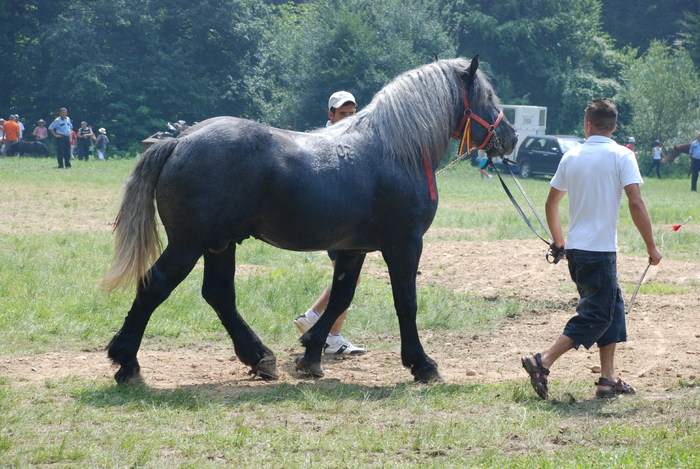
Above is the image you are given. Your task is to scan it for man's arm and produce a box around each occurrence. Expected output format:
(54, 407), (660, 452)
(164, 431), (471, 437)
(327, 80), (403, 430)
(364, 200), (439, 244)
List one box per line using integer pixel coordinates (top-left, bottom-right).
(624, 183), (662, 265)
(545, 186), (567, 249)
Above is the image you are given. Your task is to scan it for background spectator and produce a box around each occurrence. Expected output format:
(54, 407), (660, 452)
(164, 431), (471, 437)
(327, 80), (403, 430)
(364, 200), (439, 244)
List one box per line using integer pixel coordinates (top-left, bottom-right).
(2, 115), (21, 156)
(95, 127), (109, 160)
(76, 121), (95, 161)
(32, 119), (48, 143)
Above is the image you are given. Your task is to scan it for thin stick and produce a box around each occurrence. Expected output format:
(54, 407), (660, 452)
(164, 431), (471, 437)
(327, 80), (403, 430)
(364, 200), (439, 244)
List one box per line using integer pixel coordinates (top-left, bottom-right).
(625, 261), (651, 315)
(625, 216), (692, 315)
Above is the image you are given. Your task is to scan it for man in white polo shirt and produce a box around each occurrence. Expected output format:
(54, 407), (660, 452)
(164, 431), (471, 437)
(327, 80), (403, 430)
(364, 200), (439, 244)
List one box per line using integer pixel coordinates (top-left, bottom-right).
(522, 99), (662, 400)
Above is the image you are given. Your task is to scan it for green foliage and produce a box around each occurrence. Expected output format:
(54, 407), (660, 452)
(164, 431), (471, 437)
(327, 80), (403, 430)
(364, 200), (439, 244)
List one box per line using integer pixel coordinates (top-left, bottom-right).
(3, 0), (700, 149)
(435, 0), (629, 134)
(251, 0), (455, 130)
(623, 40), (700, 174)
(681, 7), (700, 68)
(5, 0), (271, 150)
(601, 0), (697, 50)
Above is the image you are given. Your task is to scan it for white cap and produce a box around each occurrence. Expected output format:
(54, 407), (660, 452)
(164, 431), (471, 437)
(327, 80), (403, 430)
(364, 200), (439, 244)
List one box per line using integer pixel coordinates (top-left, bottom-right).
(328, 91), (356, 110)
(628, 137), (635, 143)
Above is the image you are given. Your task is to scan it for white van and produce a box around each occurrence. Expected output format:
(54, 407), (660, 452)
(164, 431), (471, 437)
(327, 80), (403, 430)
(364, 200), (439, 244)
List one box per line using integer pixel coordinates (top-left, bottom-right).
(499, 105), (547, 159)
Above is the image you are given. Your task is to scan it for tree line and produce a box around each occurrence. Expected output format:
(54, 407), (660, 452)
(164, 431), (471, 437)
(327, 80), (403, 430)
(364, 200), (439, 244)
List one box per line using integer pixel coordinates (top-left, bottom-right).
(2, 0), (699, 160)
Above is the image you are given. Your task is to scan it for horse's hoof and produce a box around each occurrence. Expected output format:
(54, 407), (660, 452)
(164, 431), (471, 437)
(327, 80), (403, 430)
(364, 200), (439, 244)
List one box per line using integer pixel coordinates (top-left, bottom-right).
(250, 355), (279, 381)
(295, 356), (324, 378)
(114, 365), (143, 385)
(411, 365), (442, 383)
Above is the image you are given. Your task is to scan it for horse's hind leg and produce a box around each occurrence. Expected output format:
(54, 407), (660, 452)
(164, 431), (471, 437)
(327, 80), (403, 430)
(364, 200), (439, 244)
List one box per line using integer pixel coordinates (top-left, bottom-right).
(383, 239), (441, 382)
(108, 245), (201, 384)
(201, 245), (279, 380)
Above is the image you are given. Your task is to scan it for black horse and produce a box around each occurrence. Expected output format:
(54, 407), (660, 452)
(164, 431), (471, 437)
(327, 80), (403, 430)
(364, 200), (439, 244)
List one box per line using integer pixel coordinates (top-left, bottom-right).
(7, 140), (49, 157)
(101, 56), (517, 384)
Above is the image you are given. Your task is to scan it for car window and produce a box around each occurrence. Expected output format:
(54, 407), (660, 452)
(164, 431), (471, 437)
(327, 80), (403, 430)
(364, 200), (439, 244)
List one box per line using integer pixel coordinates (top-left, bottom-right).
(547, 139), (560, 152)
(528, 138), (545, 151)
(524, 138), (539, 150)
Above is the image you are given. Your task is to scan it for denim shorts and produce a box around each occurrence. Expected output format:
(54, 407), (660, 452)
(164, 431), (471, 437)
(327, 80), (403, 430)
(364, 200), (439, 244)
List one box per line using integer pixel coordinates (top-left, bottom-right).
(563, 249), (626, 349)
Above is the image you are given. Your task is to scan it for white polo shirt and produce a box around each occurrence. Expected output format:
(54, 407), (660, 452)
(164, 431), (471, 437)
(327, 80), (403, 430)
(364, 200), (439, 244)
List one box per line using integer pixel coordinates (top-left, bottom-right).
(550, 135), (643, 252)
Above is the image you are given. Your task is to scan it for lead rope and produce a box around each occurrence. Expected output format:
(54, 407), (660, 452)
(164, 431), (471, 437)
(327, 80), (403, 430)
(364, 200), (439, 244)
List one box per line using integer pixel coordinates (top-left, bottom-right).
(494, 158), (552, 240)
(437, 153), (562, 262)
(488, 158), (563, 263)
(626, 216), (692, 314)
(437, 117), (472, 176)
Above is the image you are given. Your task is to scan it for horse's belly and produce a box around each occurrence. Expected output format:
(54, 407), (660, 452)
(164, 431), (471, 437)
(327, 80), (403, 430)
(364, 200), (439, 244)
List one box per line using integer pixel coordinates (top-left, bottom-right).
(252, 219), (378, 253)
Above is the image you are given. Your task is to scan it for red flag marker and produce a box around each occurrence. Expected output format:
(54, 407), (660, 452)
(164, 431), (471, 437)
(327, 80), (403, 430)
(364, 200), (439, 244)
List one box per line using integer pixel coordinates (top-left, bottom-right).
(627, 216), (692, 315)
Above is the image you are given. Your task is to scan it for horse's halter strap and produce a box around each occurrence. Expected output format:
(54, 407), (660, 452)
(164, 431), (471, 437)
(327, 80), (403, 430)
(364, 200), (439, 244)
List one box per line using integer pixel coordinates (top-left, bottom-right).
(451, 82), (504, 156)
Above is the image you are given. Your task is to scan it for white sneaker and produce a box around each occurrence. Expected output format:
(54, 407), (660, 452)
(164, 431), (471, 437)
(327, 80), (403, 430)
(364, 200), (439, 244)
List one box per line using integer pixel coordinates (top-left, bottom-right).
(324, 335), (366, 355)
(293, 310), (319, 333)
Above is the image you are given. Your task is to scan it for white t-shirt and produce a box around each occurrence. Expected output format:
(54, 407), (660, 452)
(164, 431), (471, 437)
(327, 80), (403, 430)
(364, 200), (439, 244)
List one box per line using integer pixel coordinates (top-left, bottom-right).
(550, 135), (643, 252)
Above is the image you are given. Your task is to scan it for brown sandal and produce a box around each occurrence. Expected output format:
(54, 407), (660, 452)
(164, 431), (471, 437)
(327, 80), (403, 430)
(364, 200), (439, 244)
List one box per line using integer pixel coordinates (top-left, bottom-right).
(595, 377), (636, 399)
(521, 353), (550, 399)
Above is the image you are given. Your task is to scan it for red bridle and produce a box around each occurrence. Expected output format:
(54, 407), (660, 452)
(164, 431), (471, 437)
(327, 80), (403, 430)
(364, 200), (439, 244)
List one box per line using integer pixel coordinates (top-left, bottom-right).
(451, 82), (504, 156)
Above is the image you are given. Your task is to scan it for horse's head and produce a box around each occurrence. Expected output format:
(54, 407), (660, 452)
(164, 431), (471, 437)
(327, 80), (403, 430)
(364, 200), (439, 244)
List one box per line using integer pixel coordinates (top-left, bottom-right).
(454, 55), (517, 158)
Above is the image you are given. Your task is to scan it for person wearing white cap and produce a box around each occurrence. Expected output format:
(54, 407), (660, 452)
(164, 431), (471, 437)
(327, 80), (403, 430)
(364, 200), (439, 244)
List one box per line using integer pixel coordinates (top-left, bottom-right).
(16, 115), (25, 140)
(95, 127), (109, 160)
(326, 90), (356, 126)
(625, 136), (636, 158)
(32, 119), (48, 143)
(293, 90), (366, 355)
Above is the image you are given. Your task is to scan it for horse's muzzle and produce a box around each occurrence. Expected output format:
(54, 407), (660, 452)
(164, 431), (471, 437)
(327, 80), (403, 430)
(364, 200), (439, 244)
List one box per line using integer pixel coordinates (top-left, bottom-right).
(485, 132), (517, 158)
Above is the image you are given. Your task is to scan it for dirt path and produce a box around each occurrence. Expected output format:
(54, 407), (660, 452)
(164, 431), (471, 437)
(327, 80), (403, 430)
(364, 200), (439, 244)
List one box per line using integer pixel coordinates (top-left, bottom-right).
(2, 239), (698, 397)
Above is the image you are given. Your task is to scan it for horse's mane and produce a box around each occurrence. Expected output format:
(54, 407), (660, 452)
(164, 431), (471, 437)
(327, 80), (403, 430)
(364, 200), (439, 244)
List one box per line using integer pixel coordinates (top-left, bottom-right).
(318, 58), (498, 174)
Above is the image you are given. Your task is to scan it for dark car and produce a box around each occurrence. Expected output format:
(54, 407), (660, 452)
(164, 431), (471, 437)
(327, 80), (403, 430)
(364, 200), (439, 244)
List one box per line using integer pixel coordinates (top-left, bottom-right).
(516, 135), (584, 178)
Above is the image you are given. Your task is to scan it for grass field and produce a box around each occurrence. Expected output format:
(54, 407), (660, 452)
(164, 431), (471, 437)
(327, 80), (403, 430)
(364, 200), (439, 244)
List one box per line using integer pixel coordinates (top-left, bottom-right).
(0, 156), (698, 467)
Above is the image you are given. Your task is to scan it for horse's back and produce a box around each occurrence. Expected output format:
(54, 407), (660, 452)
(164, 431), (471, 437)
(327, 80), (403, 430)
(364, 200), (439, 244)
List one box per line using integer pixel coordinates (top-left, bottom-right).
(153, 114), (435, 254)
(155, 117), (319, 246)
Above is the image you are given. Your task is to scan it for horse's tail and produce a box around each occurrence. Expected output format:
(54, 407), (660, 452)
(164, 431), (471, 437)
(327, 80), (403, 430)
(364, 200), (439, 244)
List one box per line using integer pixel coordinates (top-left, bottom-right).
(99, 139), (179, 291)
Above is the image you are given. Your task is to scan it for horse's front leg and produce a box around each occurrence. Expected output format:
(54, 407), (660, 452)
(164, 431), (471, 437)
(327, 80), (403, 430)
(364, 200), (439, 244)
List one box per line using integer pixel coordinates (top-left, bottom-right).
(202, 246), (279, 380)
(383, 238), (441, 382)
(108, 246), (201, 384)
(296, 252), (365, 378)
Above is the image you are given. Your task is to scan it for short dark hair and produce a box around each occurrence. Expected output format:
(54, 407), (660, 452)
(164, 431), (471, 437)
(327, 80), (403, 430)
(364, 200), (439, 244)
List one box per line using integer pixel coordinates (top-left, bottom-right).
(584, 99), (617, 131)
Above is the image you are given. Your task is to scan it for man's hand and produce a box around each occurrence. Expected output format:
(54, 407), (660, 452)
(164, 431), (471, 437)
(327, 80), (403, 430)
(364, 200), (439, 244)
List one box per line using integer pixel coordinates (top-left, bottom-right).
(547, 242), (566, 264)
(648, 246), (662, 266)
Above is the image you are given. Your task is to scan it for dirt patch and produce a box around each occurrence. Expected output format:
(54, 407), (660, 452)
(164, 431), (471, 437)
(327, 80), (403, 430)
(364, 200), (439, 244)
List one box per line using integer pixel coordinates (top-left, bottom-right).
(1, 238), (698, 397)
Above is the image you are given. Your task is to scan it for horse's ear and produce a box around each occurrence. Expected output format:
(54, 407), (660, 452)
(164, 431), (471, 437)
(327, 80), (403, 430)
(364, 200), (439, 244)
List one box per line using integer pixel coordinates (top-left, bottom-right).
(467, 55), (480, 82)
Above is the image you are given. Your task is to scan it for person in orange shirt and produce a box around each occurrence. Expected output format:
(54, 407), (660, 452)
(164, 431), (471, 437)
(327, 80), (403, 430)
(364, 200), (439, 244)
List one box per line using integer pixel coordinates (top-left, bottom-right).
(2, 115), (21, 156)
